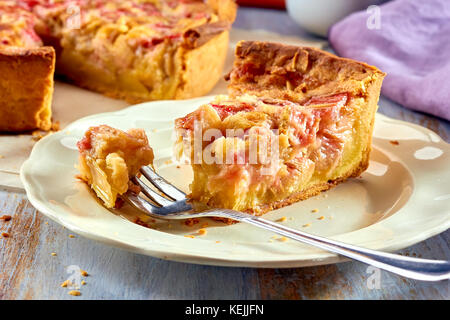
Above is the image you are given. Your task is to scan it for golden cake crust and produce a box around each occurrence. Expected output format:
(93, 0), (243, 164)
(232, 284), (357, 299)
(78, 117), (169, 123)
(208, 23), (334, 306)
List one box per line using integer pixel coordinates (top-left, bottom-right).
(0, 46), (55, 131)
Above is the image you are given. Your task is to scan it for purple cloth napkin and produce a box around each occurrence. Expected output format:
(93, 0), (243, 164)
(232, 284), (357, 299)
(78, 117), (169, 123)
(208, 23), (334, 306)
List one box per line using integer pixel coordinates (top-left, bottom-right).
(329, 0), (450, 121)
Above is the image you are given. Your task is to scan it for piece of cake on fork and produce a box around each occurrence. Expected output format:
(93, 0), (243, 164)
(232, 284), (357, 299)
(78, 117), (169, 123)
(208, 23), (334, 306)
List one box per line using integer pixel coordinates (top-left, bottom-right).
(77, 125), (154, 208)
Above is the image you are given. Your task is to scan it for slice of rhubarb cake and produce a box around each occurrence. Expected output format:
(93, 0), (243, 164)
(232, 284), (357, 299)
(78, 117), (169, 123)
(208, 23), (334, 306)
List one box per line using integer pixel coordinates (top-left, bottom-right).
(77, 125), (154, 208)
(174, 41), (385, 215)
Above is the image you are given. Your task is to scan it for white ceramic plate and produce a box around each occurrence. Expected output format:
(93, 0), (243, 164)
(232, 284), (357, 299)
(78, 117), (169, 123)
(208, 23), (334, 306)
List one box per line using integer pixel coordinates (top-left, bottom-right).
(20, 97), (450, 268)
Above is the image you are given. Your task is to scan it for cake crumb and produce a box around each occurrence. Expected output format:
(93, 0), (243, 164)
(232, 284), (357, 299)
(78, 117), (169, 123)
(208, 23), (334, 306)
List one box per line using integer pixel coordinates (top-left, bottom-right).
(279, 236), (288, 242)
(68, 290), (81, 296)
(277, 216), (287, 222)
(311, 208), (319, 213)
(0, 155), (4, 159)
(198, 228), (207, 236)
(31, 130), (46, 141)
(184, 235), (195, 239)
(0, 215), (12, 221)
(2, 232), (10, 238)
(215, 241), (221, 243)
(31, 122), (59, 141)
(176, 165), (181, 169)
(80, 270), (88, 277)
(81, 280), (86, 285)
(390, 140), (400, 146)
(317, 216), (325, 220)
(68, 234), (75, 238)
(60, 280), (72, 288)
(51, 121), (60, 131)
(184, 218), (199, 227)
(302, 223), (311, 228)
(51, 252), (57, 256)
(164, 159), (172, 165)
(134, 217), (153, 229)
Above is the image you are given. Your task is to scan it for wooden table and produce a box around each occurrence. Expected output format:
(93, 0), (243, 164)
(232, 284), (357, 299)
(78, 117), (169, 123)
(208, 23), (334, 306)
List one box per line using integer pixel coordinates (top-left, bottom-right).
(0, 7), (449, 300)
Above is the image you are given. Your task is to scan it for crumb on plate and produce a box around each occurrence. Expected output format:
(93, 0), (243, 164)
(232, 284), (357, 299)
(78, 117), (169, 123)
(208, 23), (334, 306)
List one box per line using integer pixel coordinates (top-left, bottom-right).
(0, 215), (12, 221)
(390, 140), (400, 145)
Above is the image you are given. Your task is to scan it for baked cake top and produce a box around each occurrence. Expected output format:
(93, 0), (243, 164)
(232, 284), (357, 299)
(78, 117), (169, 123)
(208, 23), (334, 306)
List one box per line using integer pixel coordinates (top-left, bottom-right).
(227, 40), (386, 104)
(2, 0), (236, 52)
(0, 1), (43, 48)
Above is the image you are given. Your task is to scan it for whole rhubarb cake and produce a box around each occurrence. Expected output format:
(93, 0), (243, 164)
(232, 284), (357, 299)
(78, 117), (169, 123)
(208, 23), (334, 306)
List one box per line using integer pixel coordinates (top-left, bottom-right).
(30, 0), (237, 102)
(175, 41), (386, 215)
(0, 0), (236, 132)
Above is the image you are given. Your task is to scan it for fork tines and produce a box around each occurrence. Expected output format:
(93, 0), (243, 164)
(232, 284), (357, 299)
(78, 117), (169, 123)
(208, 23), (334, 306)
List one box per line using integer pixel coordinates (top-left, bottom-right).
(122, 166), (192, 215)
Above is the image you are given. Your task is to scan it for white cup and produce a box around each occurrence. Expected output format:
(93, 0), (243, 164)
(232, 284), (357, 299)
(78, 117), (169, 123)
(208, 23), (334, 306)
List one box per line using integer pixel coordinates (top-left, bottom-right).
(286, 0), (388, 37)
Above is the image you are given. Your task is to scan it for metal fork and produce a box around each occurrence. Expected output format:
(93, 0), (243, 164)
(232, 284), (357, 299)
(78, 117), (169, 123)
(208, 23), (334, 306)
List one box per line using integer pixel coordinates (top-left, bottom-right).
(122, 166), (450, 282)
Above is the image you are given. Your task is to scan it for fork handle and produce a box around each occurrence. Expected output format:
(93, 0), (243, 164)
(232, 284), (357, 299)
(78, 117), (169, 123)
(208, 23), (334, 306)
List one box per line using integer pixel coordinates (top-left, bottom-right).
(243, 216), (450, 281)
